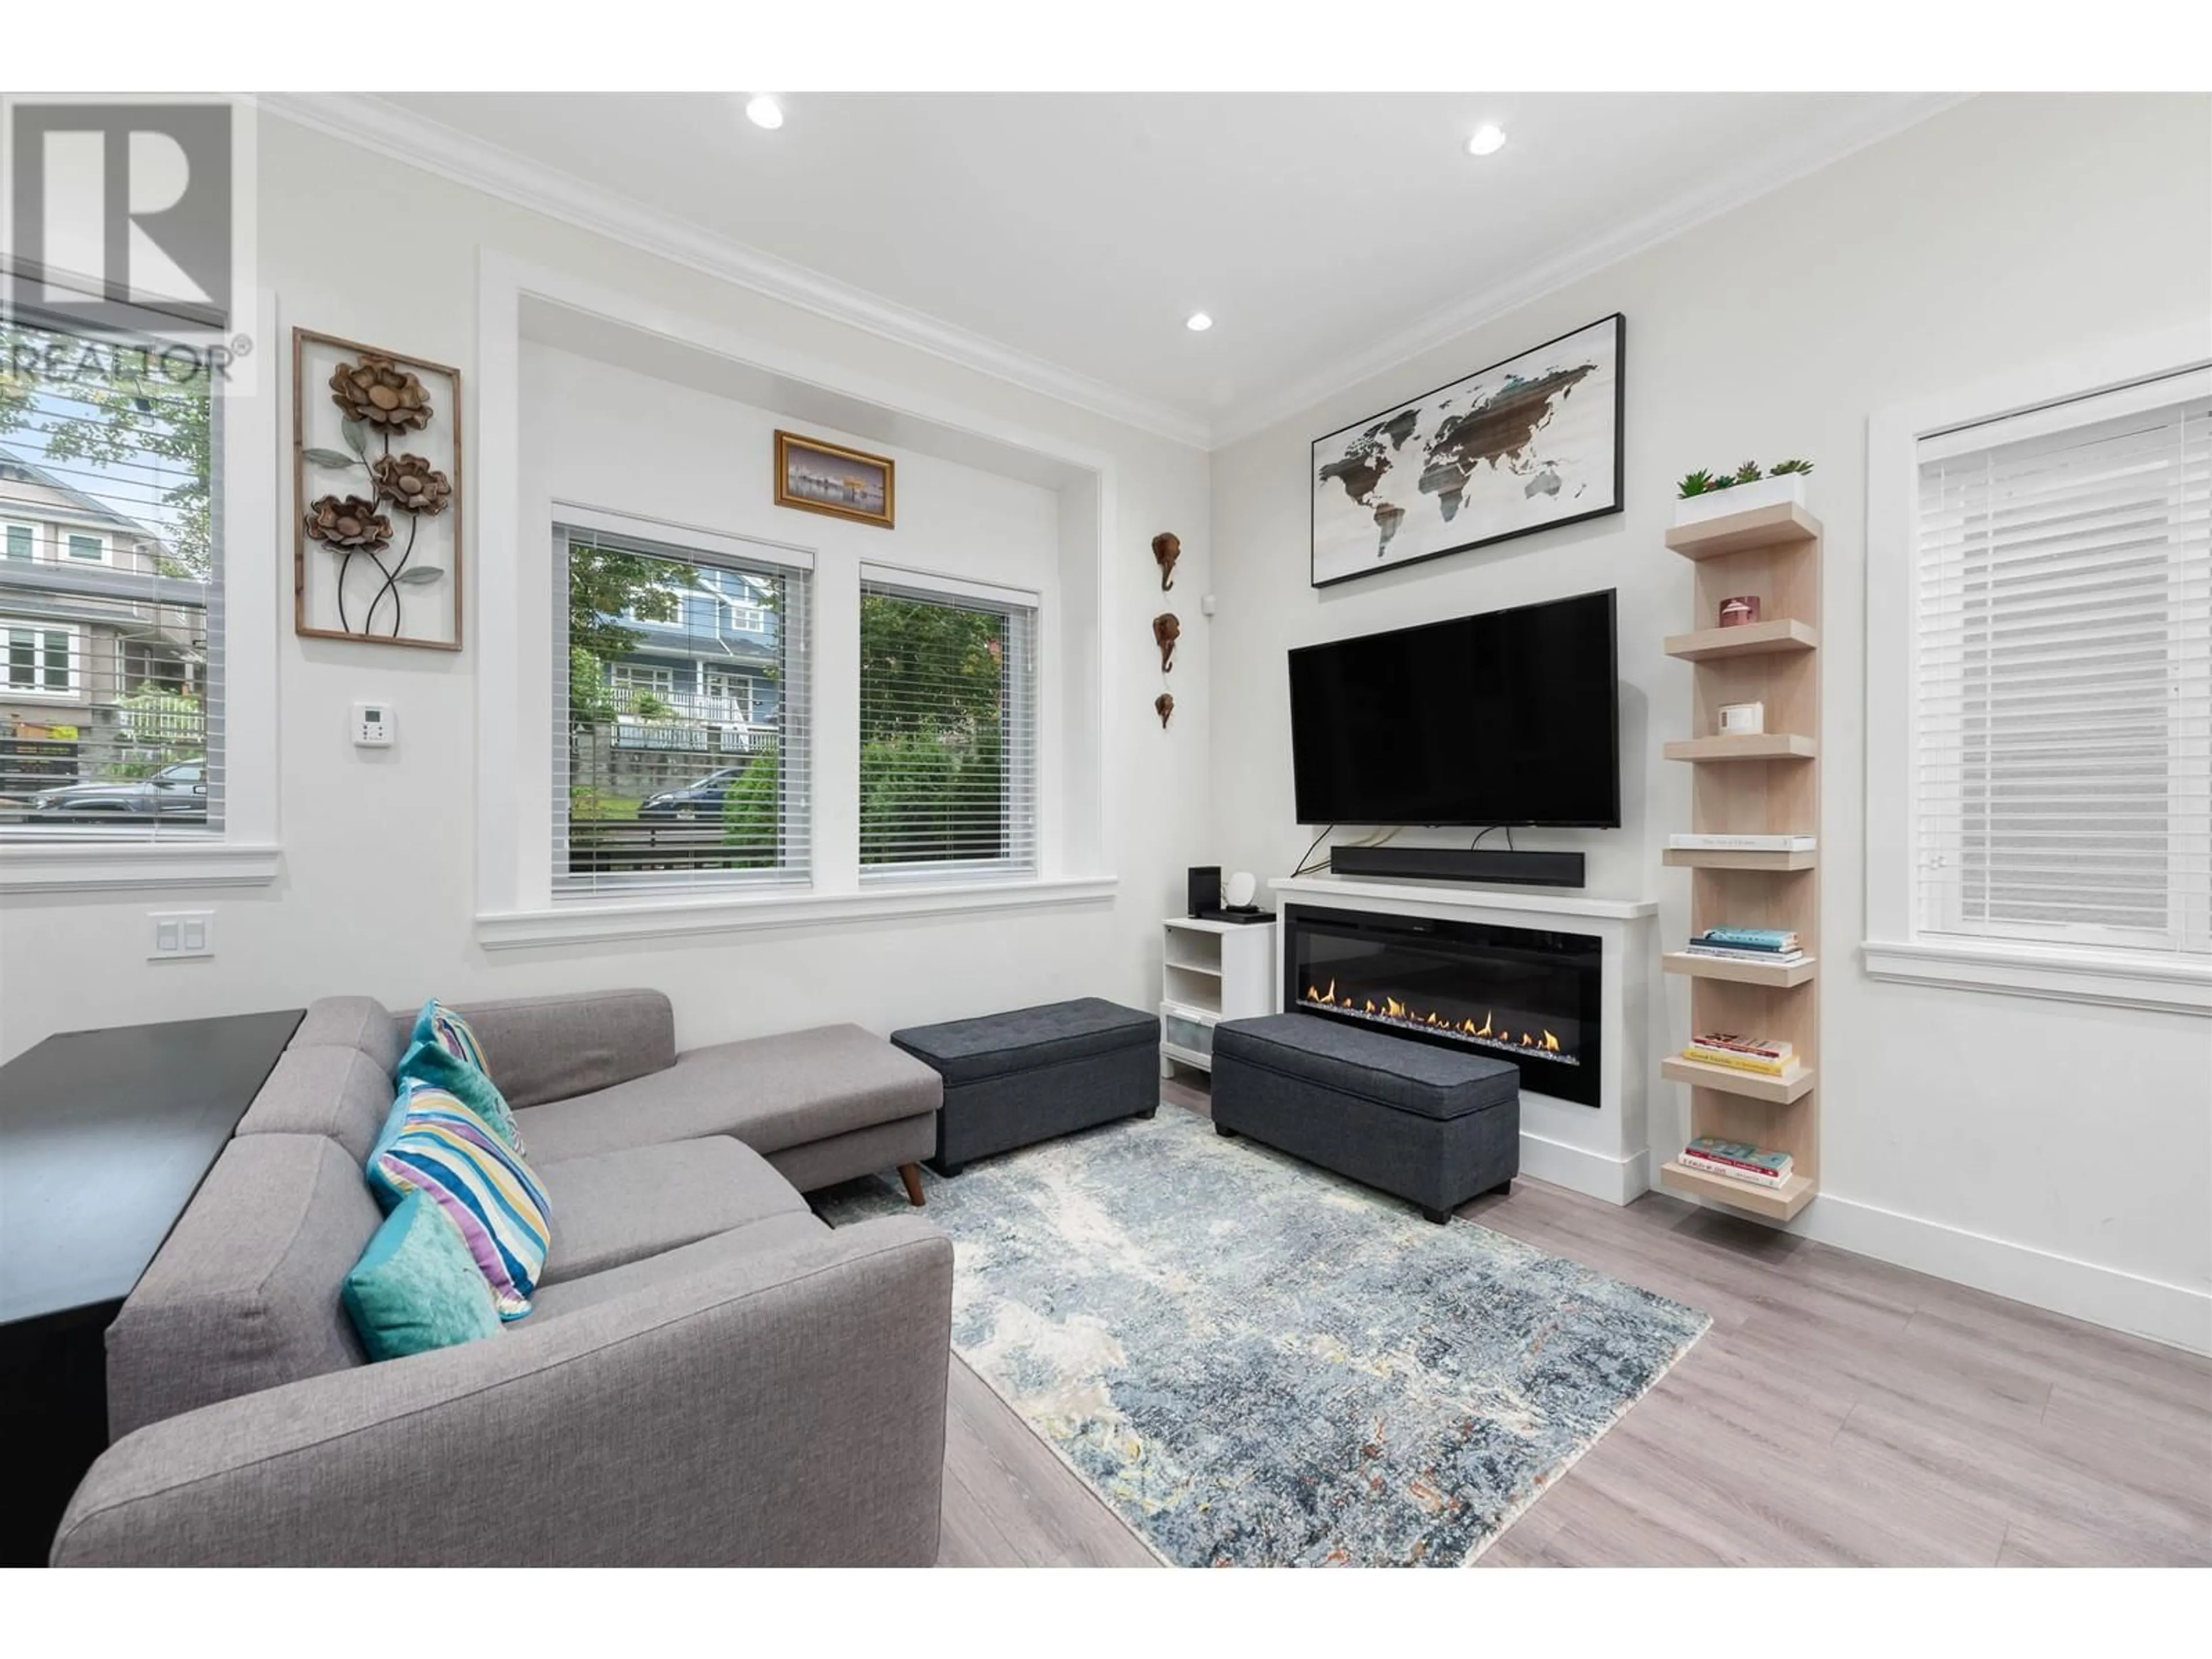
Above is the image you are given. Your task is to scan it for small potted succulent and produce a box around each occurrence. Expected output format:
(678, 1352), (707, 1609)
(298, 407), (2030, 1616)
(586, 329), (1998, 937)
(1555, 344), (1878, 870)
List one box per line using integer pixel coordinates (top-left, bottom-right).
(1675, 457), (1813, 526)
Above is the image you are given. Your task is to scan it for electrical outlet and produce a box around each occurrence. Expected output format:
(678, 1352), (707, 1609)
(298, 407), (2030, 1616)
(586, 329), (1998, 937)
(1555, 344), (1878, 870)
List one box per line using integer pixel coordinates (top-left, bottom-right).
(149, 910), (214, 960)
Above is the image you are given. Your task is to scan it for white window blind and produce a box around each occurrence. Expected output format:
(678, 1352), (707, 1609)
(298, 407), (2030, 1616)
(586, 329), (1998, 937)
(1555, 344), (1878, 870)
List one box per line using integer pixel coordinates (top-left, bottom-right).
(0, 308), (222, 844)
(554, 519), (811, 896)
(1914, 369), (2211, 957)
(858, 568), (1038, 882)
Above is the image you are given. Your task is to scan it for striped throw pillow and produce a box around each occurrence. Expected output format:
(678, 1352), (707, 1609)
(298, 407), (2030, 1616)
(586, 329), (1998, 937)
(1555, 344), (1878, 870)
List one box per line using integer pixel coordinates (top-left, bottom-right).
(367, 1081), (551, 1320)
(412, 998), (490, 1073)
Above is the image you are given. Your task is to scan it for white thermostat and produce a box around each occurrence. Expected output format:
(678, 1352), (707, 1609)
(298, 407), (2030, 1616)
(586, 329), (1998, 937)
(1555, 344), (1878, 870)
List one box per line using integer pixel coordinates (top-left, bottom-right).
(353, 701), (394, 748)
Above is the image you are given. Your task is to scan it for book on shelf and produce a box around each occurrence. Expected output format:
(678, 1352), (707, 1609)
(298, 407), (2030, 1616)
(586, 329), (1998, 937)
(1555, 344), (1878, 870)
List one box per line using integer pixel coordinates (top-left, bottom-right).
(1680, 1156), (1793, 1191)
(1680, 1147), (1794, 1189)
(1683, 944), (1807, 966)
(1681, 1050), (1802, 1081)
(1668, 832), (1817, 852)
(1695, 926), (1800, 951)
(1690, 1031), (1793, 1060)
(1684, 1136), (1793, 1176)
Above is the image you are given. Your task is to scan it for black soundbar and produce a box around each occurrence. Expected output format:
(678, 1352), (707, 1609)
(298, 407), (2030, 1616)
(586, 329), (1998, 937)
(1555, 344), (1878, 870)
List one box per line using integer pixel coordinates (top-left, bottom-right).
(1329, 844), (1586, 889)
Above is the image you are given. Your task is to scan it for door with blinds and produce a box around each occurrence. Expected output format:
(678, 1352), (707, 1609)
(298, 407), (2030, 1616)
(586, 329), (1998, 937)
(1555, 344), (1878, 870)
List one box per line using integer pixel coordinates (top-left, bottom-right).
(1914, 368), (2211, 957)
(858, 567), (1039, 882)
(0, 306), (220, 843)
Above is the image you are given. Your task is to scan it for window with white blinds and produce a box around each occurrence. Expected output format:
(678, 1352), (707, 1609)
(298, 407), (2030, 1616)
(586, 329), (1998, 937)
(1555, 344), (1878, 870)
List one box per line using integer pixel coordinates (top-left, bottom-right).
(1914, 369), (2211, 958)
(858, 568), (1037, 882)
(0, 307), (222, 844)
(554, 520), (811, 896)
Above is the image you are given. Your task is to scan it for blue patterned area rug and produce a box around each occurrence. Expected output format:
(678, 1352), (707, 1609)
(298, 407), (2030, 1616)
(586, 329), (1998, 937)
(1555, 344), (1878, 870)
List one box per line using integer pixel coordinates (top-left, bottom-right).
(820, 1104), (1708, 1567)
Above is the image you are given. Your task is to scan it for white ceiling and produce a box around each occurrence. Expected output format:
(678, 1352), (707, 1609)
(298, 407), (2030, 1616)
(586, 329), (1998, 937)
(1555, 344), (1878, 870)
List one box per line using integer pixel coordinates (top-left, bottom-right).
(355, 92), (1956, 447)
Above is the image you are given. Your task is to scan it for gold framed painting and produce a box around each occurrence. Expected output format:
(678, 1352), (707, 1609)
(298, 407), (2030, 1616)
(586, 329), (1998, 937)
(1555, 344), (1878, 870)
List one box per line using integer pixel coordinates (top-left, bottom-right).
(774, 430), (895, 529)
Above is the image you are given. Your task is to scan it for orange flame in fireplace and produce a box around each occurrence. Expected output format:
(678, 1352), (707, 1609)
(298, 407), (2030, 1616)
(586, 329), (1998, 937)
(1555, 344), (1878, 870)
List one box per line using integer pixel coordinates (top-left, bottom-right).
(1297, 983), (1571, 1059)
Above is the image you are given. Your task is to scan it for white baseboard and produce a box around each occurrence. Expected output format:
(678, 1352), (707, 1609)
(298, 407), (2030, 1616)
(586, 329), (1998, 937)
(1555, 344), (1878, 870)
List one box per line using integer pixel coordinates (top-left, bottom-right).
(1520, 1131), (1649, 1207)
(1789, 1191), (2212, 1356)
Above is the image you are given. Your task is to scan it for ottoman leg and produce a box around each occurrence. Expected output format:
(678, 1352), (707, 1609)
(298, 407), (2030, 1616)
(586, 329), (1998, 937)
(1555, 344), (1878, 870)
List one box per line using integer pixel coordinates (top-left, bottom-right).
(898, 1163), (926, 1207)
(1214, 1122), (1237, 1138)
(928, 1159), (964, 1179)
(1422, 1205), (1453, 1225)
(1487, 1179), (1513, 1198)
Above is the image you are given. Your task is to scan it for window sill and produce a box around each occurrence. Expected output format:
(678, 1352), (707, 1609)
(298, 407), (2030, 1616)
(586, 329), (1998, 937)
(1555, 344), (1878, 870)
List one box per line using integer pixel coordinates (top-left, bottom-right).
(0, 841), (283, 895)
(1861, 937), (2211, 1015)
(475, 874), (1119, 951)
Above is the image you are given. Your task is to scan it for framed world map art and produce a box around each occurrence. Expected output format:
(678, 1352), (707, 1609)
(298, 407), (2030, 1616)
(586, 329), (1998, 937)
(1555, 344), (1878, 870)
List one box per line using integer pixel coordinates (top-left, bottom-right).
(1310, 313), (1623, 588)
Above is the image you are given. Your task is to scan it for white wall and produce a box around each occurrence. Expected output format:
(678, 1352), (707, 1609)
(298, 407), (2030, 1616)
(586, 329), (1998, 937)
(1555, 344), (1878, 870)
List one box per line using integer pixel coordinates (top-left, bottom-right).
(1206, 93), (2212, 1347)
(0, 115), (1211, 1062)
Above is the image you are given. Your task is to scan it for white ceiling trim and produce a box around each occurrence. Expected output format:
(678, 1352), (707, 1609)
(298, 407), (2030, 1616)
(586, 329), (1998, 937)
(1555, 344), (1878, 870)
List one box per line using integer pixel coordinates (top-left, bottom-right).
(257, 92), (1214, 450)
(1206, 92), (1974, 448)
(262, 92), (1967, 453)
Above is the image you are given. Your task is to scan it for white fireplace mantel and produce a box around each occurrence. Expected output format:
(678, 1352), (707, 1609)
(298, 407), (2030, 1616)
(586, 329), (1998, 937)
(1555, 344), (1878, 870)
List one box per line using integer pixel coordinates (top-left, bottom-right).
(1271, 874), (1656, 922)
(1268, 873), (1656, 1206)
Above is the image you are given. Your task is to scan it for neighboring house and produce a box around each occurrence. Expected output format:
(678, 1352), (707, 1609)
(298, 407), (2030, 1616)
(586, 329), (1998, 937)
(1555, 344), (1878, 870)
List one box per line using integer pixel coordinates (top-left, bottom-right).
(0, 445), (206, 785)
(604, 566), (781, 750)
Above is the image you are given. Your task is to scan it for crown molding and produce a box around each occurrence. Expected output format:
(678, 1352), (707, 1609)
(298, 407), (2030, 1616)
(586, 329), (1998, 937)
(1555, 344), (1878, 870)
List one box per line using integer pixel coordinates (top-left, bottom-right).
(261, 92), (1968, 455)
(256, 92), (1214, 450)
(1207, 92), (1975, 448)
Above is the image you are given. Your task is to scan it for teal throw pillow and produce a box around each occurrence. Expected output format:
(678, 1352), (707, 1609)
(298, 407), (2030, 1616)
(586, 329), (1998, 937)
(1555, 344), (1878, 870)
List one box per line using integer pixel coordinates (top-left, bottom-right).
(342, 1190), (504, 1361)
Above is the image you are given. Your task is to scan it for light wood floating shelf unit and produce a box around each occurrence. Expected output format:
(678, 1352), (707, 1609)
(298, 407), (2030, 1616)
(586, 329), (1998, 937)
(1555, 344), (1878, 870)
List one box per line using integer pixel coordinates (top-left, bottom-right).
(1661, 847), (1817, 872)
(1664, 733), (1817, 763)
(1664, 502), (1821, 559)
(1664, 618), (1820, 662)
(1657, 1159), (1816, 1221)
(1662, 950), (1819, 988)
(1660, 499), (1823, 1223)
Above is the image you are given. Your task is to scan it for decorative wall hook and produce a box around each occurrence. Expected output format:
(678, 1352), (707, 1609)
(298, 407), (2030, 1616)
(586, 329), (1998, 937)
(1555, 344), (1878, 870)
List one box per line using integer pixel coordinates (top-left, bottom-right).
(1152, 532), (1180, 592)
(1153, 612), (1181, 674)
(1154, 691), (1175, 729)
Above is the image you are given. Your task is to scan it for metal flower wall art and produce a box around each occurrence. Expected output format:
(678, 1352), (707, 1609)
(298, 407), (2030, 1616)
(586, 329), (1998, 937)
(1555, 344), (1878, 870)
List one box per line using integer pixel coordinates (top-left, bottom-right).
(293, 329), (464, 650)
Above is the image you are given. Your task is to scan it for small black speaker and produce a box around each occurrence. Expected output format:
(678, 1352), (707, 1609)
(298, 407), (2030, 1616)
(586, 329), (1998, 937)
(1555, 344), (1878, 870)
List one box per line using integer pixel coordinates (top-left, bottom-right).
(1187, 865), (1221, 916)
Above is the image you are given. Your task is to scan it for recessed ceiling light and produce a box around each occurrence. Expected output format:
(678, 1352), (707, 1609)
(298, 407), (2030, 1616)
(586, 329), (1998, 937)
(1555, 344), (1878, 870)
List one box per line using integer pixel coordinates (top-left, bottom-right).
(1467, 123), (1506, 157)
(1185, 312), (1214, 332)
(745, 95), (785, 131)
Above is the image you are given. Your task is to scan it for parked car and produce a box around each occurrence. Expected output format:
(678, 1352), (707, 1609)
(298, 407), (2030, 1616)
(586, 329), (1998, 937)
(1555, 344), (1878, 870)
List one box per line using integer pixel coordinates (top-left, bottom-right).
(29, 758), (209, 823)
(635, 764), (747, 820)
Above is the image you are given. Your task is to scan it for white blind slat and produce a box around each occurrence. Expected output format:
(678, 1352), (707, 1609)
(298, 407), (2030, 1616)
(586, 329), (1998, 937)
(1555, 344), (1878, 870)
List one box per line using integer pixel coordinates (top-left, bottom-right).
(1913, 372), (2211, 956)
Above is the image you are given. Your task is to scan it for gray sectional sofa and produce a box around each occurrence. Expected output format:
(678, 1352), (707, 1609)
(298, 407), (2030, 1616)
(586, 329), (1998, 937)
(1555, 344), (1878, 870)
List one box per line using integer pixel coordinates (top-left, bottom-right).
(50, 990), (955, 1567)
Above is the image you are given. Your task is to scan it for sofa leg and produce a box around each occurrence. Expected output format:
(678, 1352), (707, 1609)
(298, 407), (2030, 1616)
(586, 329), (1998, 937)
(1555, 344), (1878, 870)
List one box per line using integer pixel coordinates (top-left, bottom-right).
(898, 1163), (926, 1207)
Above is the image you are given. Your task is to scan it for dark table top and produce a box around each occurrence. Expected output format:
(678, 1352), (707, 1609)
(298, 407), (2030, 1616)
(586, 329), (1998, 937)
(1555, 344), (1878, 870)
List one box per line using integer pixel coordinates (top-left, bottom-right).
(0, 1009), (304, 1325)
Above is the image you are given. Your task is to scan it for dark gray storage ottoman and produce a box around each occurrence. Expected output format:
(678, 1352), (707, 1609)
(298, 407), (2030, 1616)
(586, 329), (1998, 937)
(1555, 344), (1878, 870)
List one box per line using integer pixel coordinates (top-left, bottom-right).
(1210, 1013), (1520, 1222)
(892, 998), (1158, 1175)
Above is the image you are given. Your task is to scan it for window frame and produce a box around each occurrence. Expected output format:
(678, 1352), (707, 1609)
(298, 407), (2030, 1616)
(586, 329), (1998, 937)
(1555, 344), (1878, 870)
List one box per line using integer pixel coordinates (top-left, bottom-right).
(0, 270), (280, 895)
(2, 520), (36, 561)
(1, 618), (82, 697)
(1865, 321), (2212, 1014)
(62, 529), (111, 565)
(551, 508), (815, 901)
(857, 565), (1041, 887)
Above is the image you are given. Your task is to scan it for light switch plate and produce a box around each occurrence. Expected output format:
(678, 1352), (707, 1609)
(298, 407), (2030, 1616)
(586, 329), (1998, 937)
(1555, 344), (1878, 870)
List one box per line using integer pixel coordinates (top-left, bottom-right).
(353, 700), (394, 748)
(150, 910), (214, 960)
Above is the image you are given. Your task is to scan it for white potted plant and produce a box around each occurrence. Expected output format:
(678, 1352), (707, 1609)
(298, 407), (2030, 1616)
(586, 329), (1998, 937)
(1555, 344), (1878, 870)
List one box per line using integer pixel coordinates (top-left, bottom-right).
(1675, 459), (1812, 526)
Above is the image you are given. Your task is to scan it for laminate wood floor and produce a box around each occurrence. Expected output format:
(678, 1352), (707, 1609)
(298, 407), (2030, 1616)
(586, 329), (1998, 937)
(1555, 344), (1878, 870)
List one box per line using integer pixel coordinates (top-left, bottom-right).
(935, 1081), (2212, 1566)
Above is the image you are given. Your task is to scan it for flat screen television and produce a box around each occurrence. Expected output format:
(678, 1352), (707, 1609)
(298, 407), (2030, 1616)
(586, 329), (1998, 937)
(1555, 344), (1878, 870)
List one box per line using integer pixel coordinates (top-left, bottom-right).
(1288, 589), (1620, 827)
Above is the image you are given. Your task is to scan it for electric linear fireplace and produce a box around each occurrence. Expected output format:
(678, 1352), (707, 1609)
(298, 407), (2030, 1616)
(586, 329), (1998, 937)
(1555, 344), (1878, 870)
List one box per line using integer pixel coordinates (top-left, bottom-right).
(1283, 904), (1604, 1108)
